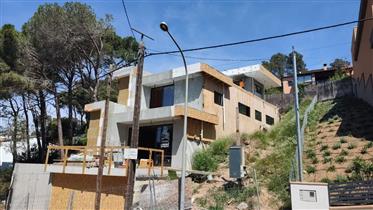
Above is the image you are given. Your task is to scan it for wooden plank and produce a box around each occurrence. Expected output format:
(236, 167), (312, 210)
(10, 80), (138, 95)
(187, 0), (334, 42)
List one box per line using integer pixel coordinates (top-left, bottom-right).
(174, 105), (219, 125)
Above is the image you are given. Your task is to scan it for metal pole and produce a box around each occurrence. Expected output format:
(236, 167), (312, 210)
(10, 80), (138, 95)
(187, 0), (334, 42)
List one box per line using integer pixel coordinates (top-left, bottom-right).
(95, 64), (114, 210)
(125, 41), (145, 210)
(292, 46), (303, 182)
(165, 31), (189, 210)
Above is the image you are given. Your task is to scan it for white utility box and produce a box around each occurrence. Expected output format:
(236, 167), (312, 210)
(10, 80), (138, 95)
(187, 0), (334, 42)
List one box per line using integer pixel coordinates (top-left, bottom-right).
(290, 182), (329, 210)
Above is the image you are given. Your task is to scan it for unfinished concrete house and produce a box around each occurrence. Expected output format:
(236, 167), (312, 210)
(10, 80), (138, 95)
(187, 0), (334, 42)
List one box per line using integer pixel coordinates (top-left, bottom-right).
(84, 63), (281, 169)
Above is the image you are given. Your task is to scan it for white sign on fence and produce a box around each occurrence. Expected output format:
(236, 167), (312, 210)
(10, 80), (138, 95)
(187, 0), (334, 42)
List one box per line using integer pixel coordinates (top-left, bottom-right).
(123, 148), (138, 160)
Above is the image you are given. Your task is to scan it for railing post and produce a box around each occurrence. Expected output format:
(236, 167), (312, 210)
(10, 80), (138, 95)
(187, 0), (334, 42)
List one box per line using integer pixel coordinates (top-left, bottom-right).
(44, 146), (50, 172)
(161, 150), (164, 177)
(148, 150), (152, 176)
(82, 148), (87, 174)
(62, 149), (68, 173)
(108, 148), (113, 175)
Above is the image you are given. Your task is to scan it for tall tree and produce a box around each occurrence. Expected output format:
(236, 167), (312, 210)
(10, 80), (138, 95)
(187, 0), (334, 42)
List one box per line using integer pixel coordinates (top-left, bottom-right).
(262, 53), (288, 86)
(286, 51), (307, 73)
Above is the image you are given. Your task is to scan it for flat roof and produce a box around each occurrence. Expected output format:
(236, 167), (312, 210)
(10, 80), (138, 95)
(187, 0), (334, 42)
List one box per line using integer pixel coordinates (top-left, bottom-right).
(222, 64), (281, 88)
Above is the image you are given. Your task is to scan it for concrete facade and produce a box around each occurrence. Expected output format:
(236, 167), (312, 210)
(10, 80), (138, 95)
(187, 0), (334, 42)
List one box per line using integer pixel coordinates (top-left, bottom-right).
(351, 0), (373, 107)
(84, 63), (281, 170)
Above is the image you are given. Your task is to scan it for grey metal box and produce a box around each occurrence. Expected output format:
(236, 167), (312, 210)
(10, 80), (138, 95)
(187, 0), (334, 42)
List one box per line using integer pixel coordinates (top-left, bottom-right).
(229, 145), (242, 178)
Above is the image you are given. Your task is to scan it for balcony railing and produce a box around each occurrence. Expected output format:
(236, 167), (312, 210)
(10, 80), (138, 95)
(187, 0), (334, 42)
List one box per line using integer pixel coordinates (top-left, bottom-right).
(44, 145), (165, 176)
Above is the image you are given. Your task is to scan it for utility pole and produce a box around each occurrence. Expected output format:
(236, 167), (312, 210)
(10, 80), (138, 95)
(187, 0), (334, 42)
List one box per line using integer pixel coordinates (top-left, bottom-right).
(95, 64), (114, 210)
(292, 46), (303, 182)
(125, 40), (145, 210)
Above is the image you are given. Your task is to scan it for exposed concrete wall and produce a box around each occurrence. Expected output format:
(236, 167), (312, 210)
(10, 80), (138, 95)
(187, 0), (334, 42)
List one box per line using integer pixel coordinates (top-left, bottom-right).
(49, 173), (126, 210)
(352, 0), (373, 107)
(174, 76), (204, 110)
(9, 163), (52, 210)
(171, 119), (207, 169)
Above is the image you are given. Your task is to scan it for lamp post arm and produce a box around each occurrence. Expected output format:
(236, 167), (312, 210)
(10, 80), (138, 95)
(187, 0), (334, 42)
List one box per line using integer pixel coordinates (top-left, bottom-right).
(167, 30), (188, 210)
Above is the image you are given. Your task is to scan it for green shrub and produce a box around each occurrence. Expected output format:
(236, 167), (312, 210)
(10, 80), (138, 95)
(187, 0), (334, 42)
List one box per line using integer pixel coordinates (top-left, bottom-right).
(306, 165), (316, 174)
(347, 143), (356, 150)
(335, 156), (345, 164)
(316, 141), (322, 145)
(327, 165), (336, 172)
(322, 150), (331, 158)
(320, 177), (331, 183)
(340, 149), (348, 156)
(320, 145), (328, 151)
(334, 175), (348, 183)
(366, 141), (373, 148)
(305, 149), (316, 159)
(340, 138), (347, 144)
(192, 150), (218, 172)
(311, 157), (319, 164)
(332, 142), (341, 150)
(323, 157), (332, 164)
(360, 147), (368, 154)
(209, 138), (233, 162)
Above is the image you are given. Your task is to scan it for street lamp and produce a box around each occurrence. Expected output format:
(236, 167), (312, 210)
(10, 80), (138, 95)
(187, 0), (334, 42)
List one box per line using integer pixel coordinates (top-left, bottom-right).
(160, 21), (189, 210)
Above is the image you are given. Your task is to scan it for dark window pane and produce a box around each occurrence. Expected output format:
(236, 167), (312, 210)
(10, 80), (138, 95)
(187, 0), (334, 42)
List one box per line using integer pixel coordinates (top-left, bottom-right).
(214, 91), (223, 106)
(266, 115), (274, 125)
(150, 85), (174, 108)
(255, 110), (262, 121)
(238, 103), (250, 117)
(162, 85), (174, 106)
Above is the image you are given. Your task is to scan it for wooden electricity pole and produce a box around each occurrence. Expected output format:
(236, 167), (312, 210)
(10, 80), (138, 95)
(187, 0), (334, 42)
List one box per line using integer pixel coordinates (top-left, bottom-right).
(125, 41), (145, 210)
(95, 64), (114, 210)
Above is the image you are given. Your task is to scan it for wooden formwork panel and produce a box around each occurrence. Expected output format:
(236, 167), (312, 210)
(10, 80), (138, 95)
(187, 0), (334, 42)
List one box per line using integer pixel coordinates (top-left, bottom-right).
(87, 111), (101, 147)
(49, 173), (126, 210)
(117, 76), (129, 106)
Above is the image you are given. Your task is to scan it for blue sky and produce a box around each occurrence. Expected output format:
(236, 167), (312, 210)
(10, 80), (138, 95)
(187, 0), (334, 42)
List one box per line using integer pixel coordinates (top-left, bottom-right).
(0, 0), (360, 73)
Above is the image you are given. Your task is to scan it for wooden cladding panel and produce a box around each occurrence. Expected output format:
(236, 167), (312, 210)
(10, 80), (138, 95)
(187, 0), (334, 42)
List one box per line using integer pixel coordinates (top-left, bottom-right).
(87, 110), (101, 147)
(49, 173), (126, 210)
(117, 76), (129, 105)
(174, 105), (218, 125)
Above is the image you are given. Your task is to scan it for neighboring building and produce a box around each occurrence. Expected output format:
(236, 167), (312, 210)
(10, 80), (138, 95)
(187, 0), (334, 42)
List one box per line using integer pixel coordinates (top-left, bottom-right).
(84, 63), (281, 169)
(351, 0), (373, 106)
(282, 65), (353, 94)
(0, 136), (38, 169)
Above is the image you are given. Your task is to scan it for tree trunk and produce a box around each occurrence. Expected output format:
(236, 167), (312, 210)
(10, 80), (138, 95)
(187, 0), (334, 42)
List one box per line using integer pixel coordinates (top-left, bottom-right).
(67, 78), (73, 145)
(22, 94), (31, 160)
(54, 87), (64, 157)
(9, 99), (19, 165)
(31, 108), (43, 162)
(39, 90), (47, 159)
(93, 77), (100, 102)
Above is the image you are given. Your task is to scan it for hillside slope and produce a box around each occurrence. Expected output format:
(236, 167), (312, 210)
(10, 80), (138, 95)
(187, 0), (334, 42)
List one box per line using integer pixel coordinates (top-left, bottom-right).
(304, 97), (373, 182)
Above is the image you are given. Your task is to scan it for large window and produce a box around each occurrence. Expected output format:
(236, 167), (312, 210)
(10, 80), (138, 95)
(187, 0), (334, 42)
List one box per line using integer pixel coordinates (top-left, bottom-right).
(266, 115), (274, 125)
(214, 91), (223, 106)
(255, 110), (262, 121)
(128, 124), (173, 166)
(238, 103), (250, 117)
(150, 85), (174, 108)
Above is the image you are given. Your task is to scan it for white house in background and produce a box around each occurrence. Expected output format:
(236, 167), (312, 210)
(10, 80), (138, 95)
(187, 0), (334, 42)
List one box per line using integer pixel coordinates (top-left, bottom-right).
(0, 136), (38, 168)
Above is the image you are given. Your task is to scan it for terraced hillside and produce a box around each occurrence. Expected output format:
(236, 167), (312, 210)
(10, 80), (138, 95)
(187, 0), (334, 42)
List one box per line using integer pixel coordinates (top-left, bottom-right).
(304, 97), (373, 182)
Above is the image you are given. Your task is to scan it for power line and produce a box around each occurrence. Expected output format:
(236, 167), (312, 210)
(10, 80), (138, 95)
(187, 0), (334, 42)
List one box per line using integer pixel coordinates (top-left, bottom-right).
(120, 0), (136, 38)
(147, 17), (373, 56)
(146, 49), (268, 62)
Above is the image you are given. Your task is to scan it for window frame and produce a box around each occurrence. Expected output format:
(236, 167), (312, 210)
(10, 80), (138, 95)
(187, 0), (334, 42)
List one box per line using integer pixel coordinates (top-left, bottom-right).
(214, 91), (223, 106)
(255, 110), (262, 122)
(266, 115), (274, 125)
(238, 103), (250, 117)
(149, 84), (175, 108)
